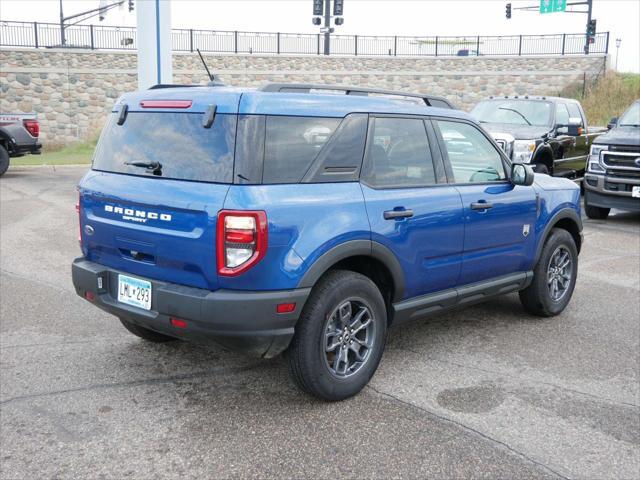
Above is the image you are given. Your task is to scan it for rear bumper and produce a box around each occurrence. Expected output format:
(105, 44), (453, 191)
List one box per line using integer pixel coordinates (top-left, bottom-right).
(10, 142), (42, 157)
(72, 258), (310, 357)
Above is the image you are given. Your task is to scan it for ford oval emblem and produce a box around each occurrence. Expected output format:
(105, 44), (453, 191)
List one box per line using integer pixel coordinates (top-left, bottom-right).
(84, 225), (95, 236)
(635, 157), (640, 168)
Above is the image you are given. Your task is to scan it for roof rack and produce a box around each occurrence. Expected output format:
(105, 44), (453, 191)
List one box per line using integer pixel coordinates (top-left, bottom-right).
(259, 83), (454, 109)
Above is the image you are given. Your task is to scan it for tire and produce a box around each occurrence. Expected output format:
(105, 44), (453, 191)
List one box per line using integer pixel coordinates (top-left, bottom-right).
(585, 202), (610, 220)
(0, 145), (10, 177)
(286, 270), (387, 401)
(119, 318), (177, 343)
(533, 163), (550, 175)
(519, 228), (578, 317)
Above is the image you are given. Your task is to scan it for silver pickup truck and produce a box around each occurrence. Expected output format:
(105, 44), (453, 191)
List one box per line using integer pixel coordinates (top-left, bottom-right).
(0, 113), (42, 176)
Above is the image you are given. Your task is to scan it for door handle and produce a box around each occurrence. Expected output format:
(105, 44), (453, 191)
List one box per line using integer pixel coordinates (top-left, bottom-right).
(470, 202), (493, 210)
(383, 209), (414, 220)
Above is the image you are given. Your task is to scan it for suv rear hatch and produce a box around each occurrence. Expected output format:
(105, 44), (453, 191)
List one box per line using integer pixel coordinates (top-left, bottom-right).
(78, 89), (241, 291)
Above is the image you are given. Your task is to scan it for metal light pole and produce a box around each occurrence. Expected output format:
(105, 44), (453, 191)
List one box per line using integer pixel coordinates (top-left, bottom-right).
(584, 0), (593, 55)
(323, 0), (331, 55)
(615, 38), (622, 71)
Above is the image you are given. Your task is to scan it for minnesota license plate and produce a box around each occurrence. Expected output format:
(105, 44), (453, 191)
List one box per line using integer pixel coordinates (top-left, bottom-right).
(632, 186), (640, 199)
(118, 274), (152, 310)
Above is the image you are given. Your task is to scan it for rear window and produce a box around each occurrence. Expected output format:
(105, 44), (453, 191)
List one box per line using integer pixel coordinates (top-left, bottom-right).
(92, 112), (236, 183)
(263, 116), (341, 184)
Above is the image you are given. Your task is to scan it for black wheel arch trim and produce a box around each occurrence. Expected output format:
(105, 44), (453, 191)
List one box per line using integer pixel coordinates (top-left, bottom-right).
(533, 144), (554, 165)
(297, 239), (405, 302)
(534, 208), (583, 264)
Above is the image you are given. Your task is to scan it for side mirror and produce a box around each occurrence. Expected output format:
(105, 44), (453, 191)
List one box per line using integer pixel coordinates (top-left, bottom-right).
(511, 163), (535, 186)
(607, 117), (618, 129)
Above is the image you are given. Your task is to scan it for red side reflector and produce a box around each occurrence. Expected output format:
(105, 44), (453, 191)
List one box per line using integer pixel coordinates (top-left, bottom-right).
(276, 303), (296, 314)
(170, 317), (187, 329)
(84, 291), (95, 301)
(140, 100), (192, 109)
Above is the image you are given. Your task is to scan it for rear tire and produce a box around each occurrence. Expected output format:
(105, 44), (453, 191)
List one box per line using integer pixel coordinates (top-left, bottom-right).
(286, 270), (387, 401)
(519, 228), (578, 317)
(585, 202), (610, 220)
(119, 318), (177, 343)
(0, 145), (10, 176)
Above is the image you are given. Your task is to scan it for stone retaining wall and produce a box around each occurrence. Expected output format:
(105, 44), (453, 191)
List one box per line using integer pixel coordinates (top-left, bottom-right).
(0, 48), (607, 147)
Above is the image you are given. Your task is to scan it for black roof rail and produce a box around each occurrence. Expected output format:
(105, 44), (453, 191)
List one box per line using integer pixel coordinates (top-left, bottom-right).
(259, 83), (454, 109)
(149, 80), (225, 90)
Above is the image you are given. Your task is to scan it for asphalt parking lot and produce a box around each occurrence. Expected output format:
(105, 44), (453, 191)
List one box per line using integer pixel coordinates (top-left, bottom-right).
(1, 165), (638, 479)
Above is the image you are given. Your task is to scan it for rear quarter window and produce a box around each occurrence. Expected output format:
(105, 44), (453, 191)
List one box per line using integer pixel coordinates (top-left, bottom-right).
(262, 116), (341, 184)
(92, 112), (236, 183)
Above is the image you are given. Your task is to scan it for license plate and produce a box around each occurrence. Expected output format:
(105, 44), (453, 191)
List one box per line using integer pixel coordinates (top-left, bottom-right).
(632, 186), (640, 199)
(118, 274), (152, 310)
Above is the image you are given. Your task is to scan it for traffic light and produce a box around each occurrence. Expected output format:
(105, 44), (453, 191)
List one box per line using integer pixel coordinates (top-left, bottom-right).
(335, 17), (344, 25)
(313, 0), (324, 16)
(128, 0), (134, 12)
(587, 19), (597, 37)
(312, 17), (322, 26)
(334, 0), (344, 16)
(505, 3), (512, 19)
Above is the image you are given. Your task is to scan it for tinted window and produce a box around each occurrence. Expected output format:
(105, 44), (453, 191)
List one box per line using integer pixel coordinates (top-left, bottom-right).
(263, 116), (340, 184)
(436, 120), (506, 183)
(555, 103), (570, 125)
(619, 101), (640, 126)
(93, 112), (236, 183)
(362, 117), (436, 188)
(566, 103), (584, 126)
(471, 100), (552, 126)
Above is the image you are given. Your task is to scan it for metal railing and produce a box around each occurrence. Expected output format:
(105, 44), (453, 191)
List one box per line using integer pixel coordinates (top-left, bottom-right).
(0, 20), (609, 56)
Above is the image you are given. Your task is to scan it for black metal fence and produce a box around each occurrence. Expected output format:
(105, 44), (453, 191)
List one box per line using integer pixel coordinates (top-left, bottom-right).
(0, 20), (609, 56)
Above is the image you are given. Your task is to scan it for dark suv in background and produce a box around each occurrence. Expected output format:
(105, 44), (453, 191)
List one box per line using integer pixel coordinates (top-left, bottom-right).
(584, 100), (640, 219)
(471, 96), (603, 181)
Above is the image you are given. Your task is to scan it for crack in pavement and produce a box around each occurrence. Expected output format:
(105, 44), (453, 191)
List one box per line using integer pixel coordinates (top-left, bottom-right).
(394, 347), (640, 409)
(366, 384), (570, 480)
(0, 362), (263, 406)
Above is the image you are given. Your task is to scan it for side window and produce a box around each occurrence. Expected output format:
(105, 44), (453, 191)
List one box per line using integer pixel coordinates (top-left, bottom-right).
(263, 116), (341, 184)
(435, 120), (507, 184)
(362, 117), (436, 188)
(555, 103), (570, 125)
(566, 103), (584, 127)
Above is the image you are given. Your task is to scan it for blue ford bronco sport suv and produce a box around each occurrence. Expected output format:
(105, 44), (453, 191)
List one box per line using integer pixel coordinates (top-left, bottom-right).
(72, 83), (583, 401)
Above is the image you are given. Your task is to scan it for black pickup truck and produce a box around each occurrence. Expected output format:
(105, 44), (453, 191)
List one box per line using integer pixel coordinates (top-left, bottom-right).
(584, 100), (640, 219)
(471, 96), (604, 181)
(0, 113), (42, 176)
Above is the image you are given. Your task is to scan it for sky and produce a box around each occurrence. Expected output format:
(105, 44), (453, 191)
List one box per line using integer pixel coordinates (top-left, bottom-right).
(1, 0), (639, 72)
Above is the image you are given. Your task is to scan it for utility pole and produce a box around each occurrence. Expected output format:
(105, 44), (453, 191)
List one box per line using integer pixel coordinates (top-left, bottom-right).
(59, 0), (65, 45)
(323, 0), (331, 55)
(584, 0), (593, 55)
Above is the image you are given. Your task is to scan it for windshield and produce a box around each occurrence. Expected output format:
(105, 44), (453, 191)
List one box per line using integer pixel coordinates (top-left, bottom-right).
(93, 112), (236, 183)
(618, 101), (640, 127)
(471, 100), (553, 127)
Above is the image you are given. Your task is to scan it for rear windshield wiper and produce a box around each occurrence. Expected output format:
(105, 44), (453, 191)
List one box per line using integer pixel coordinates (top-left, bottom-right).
(124, 160), (163, 176)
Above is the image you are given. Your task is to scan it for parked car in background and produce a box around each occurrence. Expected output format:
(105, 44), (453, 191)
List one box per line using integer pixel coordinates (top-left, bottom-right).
(72, 83), (583, 401)
(584, 100), (640, 219)
(0, 113), (42, 176)
(470, 96), (604, 182)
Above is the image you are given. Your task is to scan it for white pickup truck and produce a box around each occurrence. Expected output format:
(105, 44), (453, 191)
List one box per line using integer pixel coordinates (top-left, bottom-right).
(0, 113), (42, 176)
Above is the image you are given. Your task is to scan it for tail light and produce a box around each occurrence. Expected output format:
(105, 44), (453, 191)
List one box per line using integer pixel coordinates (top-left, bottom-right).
(23, 119), (39, 137)
(217, 210), (268, 276)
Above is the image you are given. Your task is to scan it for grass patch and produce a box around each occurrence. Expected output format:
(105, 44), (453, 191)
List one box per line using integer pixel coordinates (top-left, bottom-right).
(11, 140), (96, 166)
(561, 72), (640, 126)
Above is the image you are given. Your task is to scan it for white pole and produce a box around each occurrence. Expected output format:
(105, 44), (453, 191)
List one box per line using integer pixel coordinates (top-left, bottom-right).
(136, 0), (172, 90)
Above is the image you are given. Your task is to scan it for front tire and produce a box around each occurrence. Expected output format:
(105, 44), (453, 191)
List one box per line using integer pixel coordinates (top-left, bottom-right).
(287, 270), (387, 401)
(519, 228), (578, 317)
(0, 145), (10, 176)
(585, 202), (610, 220)
(119, 318), (177, 343)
